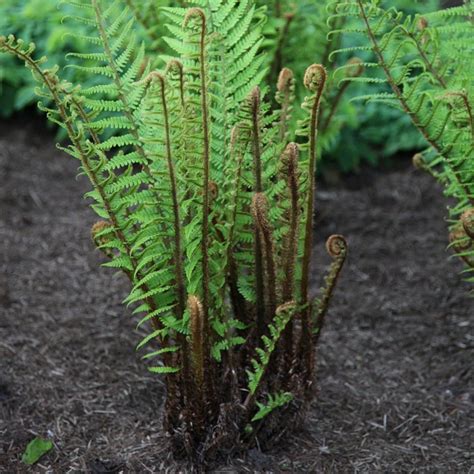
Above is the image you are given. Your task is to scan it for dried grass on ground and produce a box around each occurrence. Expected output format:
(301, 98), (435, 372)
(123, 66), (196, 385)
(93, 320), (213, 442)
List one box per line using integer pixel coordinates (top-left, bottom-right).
(0, 114), (472, 472)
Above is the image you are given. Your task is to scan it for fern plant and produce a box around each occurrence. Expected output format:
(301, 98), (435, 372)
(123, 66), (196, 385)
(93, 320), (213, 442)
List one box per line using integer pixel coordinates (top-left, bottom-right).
(330, 0), (474, 286)
(1, 0), (348, 463)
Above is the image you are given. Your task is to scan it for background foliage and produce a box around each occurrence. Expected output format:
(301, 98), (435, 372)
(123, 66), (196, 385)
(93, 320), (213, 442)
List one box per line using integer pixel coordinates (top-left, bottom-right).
(0, 0), (443, 171)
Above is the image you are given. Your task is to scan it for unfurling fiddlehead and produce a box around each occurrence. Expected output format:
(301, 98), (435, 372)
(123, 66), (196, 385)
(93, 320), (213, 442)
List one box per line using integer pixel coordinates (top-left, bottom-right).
(313, 235), (348, 344)
(276, 67), (296, 143)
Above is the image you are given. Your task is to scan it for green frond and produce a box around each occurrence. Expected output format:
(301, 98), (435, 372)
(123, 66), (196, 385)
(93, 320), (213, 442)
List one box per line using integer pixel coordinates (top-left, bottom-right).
(246, 302), (296, 396)
(331, 0), (474, 281)
(250, 392), (293, 422)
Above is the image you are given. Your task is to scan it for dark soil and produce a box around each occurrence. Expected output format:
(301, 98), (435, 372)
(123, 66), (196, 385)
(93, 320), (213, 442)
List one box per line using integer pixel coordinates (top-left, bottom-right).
(0, 114), (472, 472)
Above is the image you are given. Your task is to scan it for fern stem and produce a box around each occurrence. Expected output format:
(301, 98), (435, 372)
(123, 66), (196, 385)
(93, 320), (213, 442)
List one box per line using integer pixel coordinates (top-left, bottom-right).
(198, 11), (211, 359)
(410, 32), (447, 88)
(300, 65), (326, 302)
(275, 0), (281, 18)
(189, 295), (205, 389)
(226, 127), (247, 322)
(250, 87), (267, 336)
(155, 75), (187, 317)
(184, 8), (214, 407)
(299, 65), (326, 388)
(280, 144), (300, 365)
(166, 60), (186, 109)
(459, 92), (474, 144)
(251, 87), (263, 193)
(389, 17), (447, 89)
(252, 193), (277, 323)
(313, 235), (347, 346)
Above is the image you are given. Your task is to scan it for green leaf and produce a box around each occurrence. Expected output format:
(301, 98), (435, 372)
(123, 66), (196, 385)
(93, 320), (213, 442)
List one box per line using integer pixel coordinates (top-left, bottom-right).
(21, 437), (53, 465)
(251, 392), (293, 422)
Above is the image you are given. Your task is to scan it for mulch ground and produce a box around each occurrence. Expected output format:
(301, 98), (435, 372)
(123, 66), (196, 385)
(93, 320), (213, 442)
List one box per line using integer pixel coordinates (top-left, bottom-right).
(0, 113), (472, 472)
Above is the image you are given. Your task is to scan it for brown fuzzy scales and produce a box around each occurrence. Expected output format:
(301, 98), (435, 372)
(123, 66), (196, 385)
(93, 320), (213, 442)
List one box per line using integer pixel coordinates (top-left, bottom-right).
(461, 208), (474, 239)
(277, 67), (294, 93)
(449, 226), (474, 268)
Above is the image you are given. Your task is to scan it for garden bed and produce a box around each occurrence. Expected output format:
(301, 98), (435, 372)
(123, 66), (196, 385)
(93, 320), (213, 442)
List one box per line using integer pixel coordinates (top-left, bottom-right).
(0, 113), (472, 472)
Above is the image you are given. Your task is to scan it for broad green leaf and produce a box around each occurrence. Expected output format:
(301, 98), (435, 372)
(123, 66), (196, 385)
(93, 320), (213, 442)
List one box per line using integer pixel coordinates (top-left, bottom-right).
(21, 437), (53, 465)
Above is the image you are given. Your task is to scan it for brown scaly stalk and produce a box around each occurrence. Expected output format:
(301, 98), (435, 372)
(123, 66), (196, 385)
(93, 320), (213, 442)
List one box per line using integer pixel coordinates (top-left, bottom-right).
(251, 193), (277, 325)
(279, 143), (300, 368)
(250, 87), (267, 337)
(313, 235), (348, 345)
(226, 126), (248, 324)
(299, 64), (327, 385)
(403, 17), (447, 89)
(188, 295), (205, 416)
(183, 7), (214, 407)
(356, 0), (473, 204)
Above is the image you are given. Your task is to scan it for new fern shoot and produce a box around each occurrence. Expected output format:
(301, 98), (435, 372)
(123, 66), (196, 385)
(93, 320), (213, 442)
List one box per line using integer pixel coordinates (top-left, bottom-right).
(0, 0), (348, 463)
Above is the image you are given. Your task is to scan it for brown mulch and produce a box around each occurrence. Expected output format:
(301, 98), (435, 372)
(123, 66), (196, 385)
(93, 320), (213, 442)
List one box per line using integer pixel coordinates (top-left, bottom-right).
(0, 113), (472, 472)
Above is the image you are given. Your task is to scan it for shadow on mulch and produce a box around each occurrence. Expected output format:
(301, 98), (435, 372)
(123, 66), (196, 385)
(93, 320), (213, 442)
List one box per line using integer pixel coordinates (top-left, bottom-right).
(0, 113), (472, 472)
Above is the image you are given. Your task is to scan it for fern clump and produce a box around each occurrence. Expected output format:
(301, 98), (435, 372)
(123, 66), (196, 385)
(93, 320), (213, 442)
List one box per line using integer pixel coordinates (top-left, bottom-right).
(1, 0), (347, 464)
